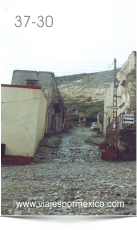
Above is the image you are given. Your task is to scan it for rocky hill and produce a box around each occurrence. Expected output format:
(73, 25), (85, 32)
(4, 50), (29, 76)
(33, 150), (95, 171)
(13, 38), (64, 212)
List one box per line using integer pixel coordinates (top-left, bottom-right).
(56, 69), (121, 104)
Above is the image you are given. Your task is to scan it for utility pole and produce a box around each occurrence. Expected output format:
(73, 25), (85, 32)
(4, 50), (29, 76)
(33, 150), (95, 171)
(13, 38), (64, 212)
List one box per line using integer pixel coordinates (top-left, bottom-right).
(114, 58), (117, 79)
(111, 58), (118, 160)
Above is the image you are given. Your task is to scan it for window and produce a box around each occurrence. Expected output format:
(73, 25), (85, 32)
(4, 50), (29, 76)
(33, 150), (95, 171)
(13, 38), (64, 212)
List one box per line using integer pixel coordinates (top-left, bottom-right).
(26, 79), (38, 86)
(28, 81), (36, 86)
(121, 80), (125, 87)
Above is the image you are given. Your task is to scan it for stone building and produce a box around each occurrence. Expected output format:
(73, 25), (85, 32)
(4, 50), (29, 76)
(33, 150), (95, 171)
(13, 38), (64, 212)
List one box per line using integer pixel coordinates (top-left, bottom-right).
(103, 51), (136, 160)
(69, 110), (87, 127)
(11, 70), (65, 135)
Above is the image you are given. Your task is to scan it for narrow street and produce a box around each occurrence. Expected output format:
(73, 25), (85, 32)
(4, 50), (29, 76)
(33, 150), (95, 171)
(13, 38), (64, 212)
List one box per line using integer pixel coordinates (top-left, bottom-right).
(1, 127), (136, 216)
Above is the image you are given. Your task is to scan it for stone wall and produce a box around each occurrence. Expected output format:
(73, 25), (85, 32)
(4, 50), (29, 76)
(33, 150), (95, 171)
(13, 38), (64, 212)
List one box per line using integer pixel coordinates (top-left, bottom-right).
(118, 129), (136, 160)
(103, 51), (136, 159)
(103, 51), (136, 136)
(103, 81), (114, 137)
(117, 51), (136, 116)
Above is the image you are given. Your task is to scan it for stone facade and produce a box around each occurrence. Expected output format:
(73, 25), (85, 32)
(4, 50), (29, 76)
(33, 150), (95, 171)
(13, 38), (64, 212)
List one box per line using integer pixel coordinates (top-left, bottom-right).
(69, 110), (87, 127)
(12, 70), (65, 135)
(103, 51), (136, 159)
(104, 51), (136, 135)
(103, 81), (114, 136)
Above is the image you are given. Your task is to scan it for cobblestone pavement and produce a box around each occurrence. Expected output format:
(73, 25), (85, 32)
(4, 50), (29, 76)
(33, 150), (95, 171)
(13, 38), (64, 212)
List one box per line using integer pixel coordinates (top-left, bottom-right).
(1, 127), (136, 216)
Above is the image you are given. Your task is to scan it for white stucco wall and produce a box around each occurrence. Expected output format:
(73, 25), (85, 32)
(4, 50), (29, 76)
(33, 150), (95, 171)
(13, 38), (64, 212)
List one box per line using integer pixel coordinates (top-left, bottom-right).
(1, 85), (48, 158)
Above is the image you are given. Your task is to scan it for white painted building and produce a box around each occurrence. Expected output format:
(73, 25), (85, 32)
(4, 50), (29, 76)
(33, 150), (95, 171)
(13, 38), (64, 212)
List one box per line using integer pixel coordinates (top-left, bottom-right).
(1, 84), (48, 164)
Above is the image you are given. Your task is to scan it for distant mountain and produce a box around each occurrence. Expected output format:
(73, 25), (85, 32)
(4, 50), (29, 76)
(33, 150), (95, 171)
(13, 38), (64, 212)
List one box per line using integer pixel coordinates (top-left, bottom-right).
(56, 69), (121, 103)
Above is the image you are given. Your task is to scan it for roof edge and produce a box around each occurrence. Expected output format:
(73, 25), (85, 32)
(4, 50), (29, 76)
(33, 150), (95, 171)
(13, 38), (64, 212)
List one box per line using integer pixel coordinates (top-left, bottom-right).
(1, 84), (41, 90)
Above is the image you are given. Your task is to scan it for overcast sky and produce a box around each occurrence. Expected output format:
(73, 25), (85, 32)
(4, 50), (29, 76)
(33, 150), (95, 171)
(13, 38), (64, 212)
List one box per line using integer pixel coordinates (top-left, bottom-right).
(0, 0), (136, 84)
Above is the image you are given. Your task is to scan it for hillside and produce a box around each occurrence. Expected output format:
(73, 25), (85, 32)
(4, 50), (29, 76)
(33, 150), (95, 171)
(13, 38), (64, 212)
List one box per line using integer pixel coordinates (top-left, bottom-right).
(56, 69), (121, 104)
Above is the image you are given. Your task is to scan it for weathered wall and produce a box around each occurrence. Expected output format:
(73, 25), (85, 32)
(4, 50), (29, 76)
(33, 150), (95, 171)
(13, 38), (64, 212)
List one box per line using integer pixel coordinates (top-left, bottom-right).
(118, 129), (136, 160)
(12, 70), (65, 135)
(35, 90), (48, 151)
(117, 51), (136, 116)
(103, 51), (136, 159)
(12, 71), (55, 106)
(103, 51), (136, 137)
(1, 85), (48, 164)
(103, 81), (114, 136)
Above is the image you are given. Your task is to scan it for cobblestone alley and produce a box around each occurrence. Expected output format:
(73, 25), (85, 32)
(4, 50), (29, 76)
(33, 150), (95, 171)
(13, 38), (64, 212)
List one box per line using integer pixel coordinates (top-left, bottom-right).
(1, 127), (136, 216)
